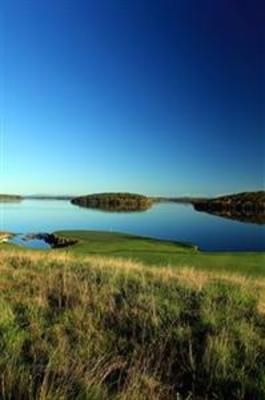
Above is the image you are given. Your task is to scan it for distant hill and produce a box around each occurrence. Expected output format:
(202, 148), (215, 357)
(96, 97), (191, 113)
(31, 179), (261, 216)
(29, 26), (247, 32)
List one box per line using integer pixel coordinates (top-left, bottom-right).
(154, 196), (205, 204)
(193, 191), (265, 224)
(25, 195), (74, 200)
(0, 194), (74, 202)
(71, 192), (153, 212)
(0, 194), (22, 202)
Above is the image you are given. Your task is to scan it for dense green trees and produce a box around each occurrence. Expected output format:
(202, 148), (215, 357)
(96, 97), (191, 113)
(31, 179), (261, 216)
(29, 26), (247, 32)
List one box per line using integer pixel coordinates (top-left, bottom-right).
(71, 192), (153, 211)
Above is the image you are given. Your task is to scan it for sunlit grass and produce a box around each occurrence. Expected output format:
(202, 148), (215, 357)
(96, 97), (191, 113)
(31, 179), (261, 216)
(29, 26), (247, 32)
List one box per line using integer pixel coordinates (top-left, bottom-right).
(0, 250), (265, 399)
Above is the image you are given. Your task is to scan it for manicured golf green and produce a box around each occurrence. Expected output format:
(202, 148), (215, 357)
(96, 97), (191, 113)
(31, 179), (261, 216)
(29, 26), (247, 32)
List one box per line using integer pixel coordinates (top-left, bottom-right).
(52, 230), (265, 278)
(1, 230), (264, 277)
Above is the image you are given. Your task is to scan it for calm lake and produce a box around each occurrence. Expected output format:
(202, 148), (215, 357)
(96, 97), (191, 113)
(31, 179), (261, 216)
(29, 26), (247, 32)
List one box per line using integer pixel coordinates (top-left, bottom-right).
(0, 200), (264, 251)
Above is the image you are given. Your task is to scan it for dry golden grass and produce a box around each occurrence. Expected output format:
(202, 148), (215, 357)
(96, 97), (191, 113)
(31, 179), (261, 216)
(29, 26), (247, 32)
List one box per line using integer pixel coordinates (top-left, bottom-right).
(1, 249), (264, 310)
(0, 249), (265, 399)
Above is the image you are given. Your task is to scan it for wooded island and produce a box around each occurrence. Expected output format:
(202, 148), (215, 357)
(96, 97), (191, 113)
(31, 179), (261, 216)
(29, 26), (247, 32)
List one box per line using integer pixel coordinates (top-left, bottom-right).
(71, 192), (153, 211)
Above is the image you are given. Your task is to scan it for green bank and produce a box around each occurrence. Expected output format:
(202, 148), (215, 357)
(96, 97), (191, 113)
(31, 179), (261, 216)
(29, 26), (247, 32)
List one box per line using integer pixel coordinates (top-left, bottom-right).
(53, 231), (264, 277)
(2, 230), (264, 277)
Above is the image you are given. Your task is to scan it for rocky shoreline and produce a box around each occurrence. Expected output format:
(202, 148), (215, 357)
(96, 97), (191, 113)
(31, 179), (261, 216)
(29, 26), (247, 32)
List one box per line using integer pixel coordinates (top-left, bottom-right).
(0, 232), (77, 249)
(26, 233), (78, 248)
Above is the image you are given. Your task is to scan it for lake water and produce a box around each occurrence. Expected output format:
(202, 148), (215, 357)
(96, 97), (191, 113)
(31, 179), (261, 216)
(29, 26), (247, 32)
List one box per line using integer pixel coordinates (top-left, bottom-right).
(0, 200), (264, 251)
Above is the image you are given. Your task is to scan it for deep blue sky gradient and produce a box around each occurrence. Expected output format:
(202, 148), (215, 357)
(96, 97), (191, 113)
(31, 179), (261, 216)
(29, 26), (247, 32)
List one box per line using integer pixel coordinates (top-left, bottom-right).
(1, 0), (264, 196)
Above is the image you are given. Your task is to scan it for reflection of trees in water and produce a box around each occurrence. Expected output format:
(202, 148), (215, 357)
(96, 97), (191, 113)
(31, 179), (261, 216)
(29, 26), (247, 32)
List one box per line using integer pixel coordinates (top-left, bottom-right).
(194, 208), (265, 225)
(73, 203), (150, 213)
(193, 193), (265, 225)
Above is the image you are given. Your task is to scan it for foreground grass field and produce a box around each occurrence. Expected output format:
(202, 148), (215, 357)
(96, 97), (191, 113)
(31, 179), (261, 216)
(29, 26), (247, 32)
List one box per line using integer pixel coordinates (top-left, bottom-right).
(0, 250), (265, 399)
(1, 231), (265, 398)
(51, 231), (265, 278)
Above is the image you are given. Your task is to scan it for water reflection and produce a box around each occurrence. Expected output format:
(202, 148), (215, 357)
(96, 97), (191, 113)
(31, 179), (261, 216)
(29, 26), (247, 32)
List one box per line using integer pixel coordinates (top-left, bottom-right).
(193, 207), (265, 225)
(0, 200), (264, 251)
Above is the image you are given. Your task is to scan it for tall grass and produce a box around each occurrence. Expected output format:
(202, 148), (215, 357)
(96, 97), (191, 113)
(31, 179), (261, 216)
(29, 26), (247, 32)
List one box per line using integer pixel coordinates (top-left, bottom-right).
(0, 251), (265, 399)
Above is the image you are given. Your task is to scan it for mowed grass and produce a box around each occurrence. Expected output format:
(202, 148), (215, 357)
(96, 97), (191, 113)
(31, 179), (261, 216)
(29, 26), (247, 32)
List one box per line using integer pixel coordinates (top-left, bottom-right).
(0, 250), (265, 399)
(50, 231), (265, 278)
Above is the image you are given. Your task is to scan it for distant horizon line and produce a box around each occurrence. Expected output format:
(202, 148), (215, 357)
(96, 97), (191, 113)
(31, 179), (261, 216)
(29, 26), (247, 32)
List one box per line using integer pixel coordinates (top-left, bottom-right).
(1, 189), (264, 200)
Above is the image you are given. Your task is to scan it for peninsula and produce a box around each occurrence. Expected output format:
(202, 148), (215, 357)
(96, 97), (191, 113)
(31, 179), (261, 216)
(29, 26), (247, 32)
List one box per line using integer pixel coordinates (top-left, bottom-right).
(0, 194), (22, 202)
(193, 191), (265, 224)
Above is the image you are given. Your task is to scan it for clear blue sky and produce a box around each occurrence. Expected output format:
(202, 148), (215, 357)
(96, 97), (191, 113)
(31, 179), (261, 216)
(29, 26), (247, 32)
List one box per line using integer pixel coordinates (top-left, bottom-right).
(1, 0), (264, 196)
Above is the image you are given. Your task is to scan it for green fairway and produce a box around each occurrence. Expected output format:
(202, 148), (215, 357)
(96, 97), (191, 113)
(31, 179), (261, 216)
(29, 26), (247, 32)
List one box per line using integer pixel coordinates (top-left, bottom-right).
(50, 230), (265, 278)
(1, 230), (264, 277)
